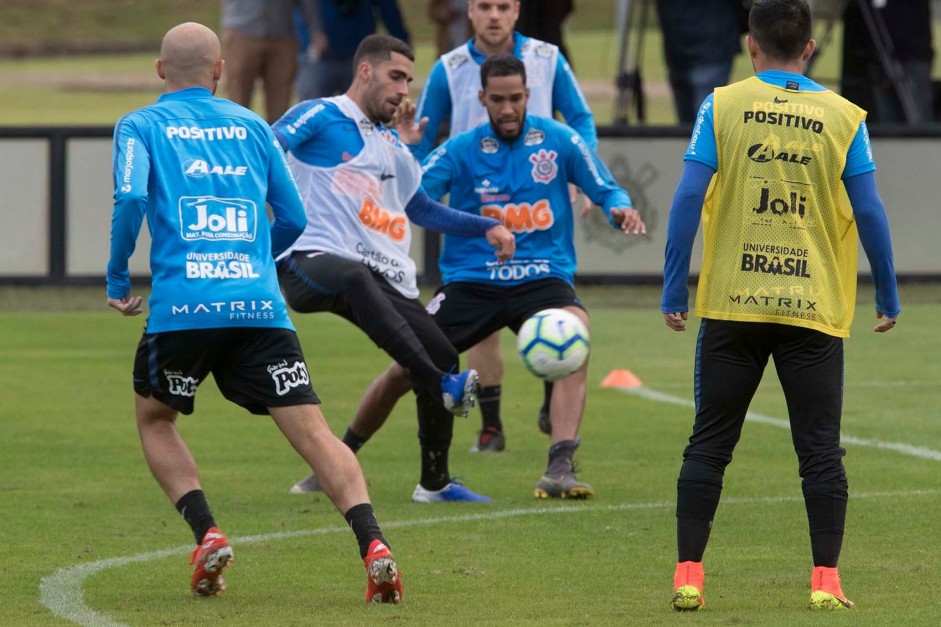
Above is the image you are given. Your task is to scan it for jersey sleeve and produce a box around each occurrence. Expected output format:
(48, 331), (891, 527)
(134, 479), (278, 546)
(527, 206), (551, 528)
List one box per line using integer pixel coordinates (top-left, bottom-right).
(107, 115), (150, 299)
(552, 53), (598, 150)
(662, 161), (715, 313)
(841, 120), (876, 179)
(419, 139), (459, 200)
(405, 188), (499, 236)
(843, 171), (901, 317)
(264, 129), (306, 257)
(413, 61), (452, 161)
(271, 99), (329, 154)
(683, 94), (718, 170)
(562, 129), (631, 226)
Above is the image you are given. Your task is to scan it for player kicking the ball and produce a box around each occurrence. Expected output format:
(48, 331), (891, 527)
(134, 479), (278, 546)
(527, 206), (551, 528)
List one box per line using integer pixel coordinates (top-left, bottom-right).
(291, 54), (646, 499)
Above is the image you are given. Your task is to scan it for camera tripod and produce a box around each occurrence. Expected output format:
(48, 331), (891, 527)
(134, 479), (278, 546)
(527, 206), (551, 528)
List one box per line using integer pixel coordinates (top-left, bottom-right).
(612, 0), (651, 126)
(806, 0), (919, 123)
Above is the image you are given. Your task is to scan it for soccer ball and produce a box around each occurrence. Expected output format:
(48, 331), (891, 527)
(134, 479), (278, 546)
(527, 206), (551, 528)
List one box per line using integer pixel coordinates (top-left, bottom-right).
(517, 308), (590, 382)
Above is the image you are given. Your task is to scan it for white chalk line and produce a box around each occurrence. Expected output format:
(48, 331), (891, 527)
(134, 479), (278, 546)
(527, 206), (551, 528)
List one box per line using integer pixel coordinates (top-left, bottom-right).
(650, 379), (937, 390)
(38, 488), (941, 627)
(40, 384), (941, 626)
(623, 386), (941, 462)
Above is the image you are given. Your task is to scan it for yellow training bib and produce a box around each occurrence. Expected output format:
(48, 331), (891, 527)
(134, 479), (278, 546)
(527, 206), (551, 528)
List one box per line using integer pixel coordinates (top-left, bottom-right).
(695, 76), (866, 337)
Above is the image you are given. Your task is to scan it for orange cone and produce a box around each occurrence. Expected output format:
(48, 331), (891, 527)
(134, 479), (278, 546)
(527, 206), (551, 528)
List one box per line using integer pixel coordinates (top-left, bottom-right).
(600, 369), (643, 389)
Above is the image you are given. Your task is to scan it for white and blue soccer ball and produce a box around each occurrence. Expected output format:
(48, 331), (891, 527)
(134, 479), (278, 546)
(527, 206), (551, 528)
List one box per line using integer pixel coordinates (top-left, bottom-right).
(516, 308), (590, 382)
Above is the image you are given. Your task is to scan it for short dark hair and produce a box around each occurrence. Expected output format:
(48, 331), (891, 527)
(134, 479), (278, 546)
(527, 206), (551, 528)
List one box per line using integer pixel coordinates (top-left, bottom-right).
(480, 54), (526, 89)
(749, 0), (812, 61)
(352, 34), (414, 68)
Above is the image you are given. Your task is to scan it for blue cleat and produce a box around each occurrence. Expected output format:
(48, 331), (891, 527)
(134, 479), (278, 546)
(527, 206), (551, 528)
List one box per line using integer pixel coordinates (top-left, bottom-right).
(411, 481), (491, 503)
(440, 369), (478, 417)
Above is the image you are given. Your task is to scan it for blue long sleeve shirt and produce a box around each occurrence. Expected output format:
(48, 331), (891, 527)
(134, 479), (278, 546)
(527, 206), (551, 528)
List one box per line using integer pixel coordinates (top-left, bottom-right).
(272, 98), (499, 238)
(108, 87), (305, 332)
(412, 32), (596, 160)
(423, 115), (631, 286)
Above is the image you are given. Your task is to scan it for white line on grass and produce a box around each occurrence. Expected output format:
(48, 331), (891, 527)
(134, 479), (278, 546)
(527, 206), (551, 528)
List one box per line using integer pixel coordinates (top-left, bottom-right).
(650, 380), (938, 390)
(39, 488), (941, 627)
(622, 386), (941, 462)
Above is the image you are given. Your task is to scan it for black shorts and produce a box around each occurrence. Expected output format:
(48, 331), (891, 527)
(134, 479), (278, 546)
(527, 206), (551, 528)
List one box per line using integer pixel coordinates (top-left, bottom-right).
(427, 278), (585, 352)
(133, 327), (320, 416)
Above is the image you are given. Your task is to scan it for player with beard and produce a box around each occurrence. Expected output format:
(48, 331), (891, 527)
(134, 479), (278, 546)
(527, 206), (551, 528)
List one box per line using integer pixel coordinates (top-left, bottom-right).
(272, 34), (515, 503)
(290, 54), (645, 500)
(289, 4), (596, 499)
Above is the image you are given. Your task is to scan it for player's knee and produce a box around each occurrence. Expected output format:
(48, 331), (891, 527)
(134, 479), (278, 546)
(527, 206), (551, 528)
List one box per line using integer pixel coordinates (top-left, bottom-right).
(338, 263), (376, 292)
(386, 362), (412, 386)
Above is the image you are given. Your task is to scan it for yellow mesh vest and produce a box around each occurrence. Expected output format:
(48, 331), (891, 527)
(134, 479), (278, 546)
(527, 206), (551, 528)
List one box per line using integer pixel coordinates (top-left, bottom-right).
(696, 76), (866, 337)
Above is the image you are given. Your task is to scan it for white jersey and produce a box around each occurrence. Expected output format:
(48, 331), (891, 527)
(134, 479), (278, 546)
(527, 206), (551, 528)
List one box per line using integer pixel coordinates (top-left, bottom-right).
(441, 37), (558, 136)
(284, 95), (423, 297)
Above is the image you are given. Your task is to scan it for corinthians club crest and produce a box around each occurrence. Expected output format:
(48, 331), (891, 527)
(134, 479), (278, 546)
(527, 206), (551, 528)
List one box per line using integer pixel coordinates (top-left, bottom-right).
(581, 155), (659, 253)
(529, 149), (558, 184)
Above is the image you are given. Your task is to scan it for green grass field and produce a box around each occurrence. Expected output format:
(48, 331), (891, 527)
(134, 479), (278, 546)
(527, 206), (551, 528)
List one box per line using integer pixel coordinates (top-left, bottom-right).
(2, 285), (940, 625)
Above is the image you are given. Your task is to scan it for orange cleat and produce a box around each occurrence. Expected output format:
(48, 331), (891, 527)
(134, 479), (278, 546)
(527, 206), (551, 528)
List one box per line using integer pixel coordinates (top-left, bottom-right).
(672, 560), (705, 611)
(364, 539), (403, 604)
(189, 527), (233, 597)
(810, 566), (854, 610)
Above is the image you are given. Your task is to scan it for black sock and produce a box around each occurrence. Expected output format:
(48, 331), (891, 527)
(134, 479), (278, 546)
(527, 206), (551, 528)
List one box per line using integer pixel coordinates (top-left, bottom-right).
(420, 446), (450, 491)
(677, 516), (713, 563)
(810, 533), (844, 568)
(541, 381), (553, 416)
(676, 458), (725, 562)
(344, 503), (387, 559)
(478, 385), (502, 431)
(805, 485), (847, 567)
(342, 426), (369, 453)
(546, 439), (578, 475)
(175, 489), (217, 544)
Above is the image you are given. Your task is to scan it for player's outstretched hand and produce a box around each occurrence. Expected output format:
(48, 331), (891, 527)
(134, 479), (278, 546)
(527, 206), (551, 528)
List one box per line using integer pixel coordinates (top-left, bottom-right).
(486, 225), (515, 262)
(873, 311), (898, 333)
(664, 311), (687, 332)
(391, 97), (427, 145)
(611, 207), (647, 235)
(107, 295), (143, 316)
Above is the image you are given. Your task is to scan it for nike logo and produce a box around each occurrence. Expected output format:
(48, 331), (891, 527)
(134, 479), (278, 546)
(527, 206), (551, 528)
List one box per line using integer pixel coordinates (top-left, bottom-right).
(774, 97), (789, 103)
(380, 173), (395, 181)
(373, 542), (388, 553)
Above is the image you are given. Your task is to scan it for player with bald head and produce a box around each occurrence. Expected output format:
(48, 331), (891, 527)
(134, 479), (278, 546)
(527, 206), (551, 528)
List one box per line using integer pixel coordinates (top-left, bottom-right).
(156, 21), (224, 89)
(107, 22), (404, 604)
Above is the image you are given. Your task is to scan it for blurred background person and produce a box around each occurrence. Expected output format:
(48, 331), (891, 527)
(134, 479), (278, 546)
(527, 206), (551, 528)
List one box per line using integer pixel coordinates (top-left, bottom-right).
(295, 0), (410, 100)
(516, 0), (574, 66)
(429, 0), (470, 58)
(221, 0), (317, 122)
(656, 0), (746, 124)
(840, 0), (934, 124)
